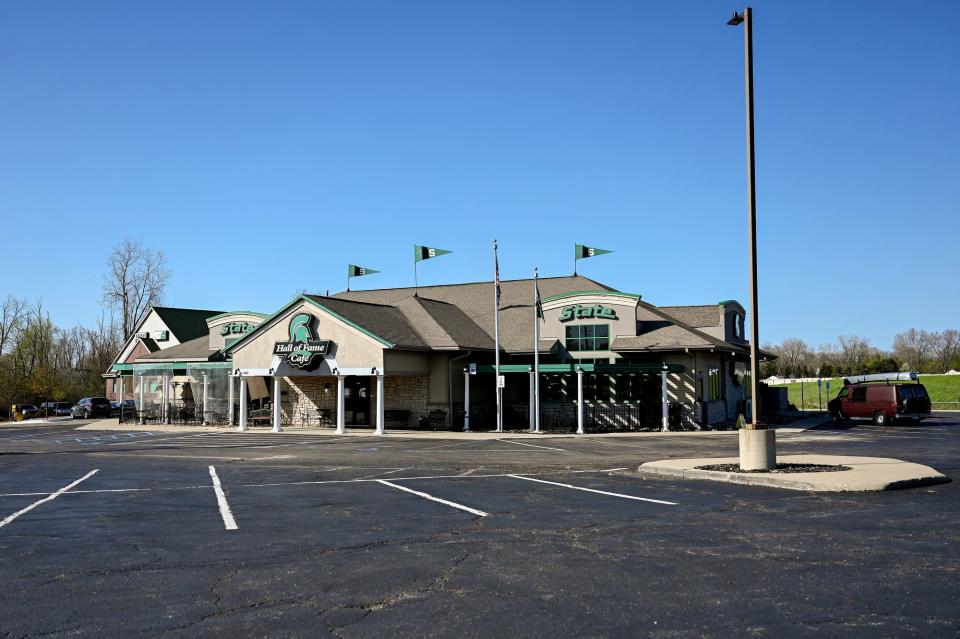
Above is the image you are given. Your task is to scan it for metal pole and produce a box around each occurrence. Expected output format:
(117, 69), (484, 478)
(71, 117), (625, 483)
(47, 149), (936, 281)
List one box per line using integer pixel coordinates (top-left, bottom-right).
(742, 7), (762, 429)
(528, 371), (535, 430)
(534, 268), (541, 433)
(493, 240), (502, 432)
(463, 370), (471, 432)
(138, 373), (145, 425)
(800, 379), (804, 413)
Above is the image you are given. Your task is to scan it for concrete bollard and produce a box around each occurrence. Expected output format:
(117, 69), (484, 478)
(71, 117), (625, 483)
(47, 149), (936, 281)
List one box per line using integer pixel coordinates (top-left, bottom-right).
(739, 428), (776, 470)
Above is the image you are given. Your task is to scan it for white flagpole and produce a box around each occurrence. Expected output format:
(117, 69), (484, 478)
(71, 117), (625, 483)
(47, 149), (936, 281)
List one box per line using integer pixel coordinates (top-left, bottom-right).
(533, 267), (541, 433)
(494, 240), (502, 433)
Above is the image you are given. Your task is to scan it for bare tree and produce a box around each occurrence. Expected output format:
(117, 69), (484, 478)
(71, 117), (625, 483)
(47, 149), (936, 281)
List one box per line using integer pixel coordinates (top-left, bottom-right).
(893, 328), (936, 373)
(0, 294), (28, 355)
(103, 238), (170, 340)
(837, 334), (873, 375)
(933, 329), (960, 374)
(778, 338), (811, 377)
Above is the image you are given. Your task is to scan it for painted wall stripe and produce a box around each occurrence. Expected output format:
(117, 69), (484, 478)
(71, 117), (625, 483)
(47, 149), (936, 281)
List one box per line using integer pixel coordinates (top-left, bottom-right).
(0, 469), (99, 529)
(377, 479), (489, 517)
(208, 466), (238, 530)
(508, 474), (677, 505)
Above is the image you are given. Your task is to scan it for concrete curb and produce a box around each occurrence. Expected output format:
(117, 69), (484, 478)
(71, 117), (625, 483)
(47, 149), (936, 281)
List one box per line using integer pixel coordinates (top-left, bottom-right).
(639, 454), (951, 492)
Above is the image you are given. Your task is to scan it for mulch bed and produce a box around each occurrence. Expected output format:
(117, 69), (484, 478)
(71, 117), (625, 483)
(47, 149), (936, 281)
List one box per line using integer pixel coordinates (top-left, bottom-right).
(695, 463), (852, 474)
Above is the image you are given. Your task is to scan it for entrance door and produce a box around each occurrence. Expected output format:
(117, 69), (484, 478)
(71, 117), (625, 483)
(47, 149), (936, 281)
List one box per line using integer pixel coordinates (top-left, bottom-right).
(344, 376), (371, 425)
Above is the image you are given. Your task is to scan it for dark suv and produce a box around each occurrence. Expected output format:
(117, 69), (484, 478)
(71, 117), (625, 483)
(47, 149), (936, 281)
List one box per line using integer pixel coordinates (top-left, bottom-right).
(829, 382), (931, 425)
(71, 397), (113, 420)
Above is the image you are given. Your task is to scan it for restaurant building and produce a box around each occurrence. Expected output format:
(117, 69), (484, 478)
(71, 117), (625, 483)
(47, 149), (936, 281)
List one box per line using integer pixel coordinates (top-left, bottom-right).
(107, 274), (760, 432)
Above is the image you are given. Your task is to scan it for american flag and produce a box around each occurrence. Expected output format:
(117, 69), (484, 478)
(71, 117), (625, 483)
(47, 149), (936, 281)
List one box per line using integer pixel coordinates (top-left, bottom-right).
(535, 269), (542, 319)
(494, 241), (501, 308)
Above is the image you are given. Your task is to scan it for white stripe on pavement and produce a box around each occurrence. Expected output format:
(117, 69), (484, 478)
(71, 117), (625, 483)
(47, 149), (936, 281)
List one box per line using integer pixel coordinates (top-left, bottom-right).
(208, 466), (238, 530)
(500, 439), (566, 452)
(507, 475), (677, 505)
(376, 479), (489, 517)
(0, 469), (100, 529)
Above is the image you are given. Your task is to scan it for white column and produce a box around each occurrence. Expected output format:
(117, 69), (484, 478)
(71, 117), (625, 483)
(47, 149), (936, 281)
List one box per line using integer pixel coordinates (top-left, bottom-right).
(375, 373), (385, 436)
(336, 374), (345, 434)
(272, 377), (282, 433)
(661, 370), (669, 432)
(138, 374), (145, 425)
(227, 374), (235, 426)
(162, 373), (170, 424)
(528, 371), (535, 431)
(202, 372), (209, 425)
(576, 367), (584, 435)
(463, 370), (470, 432)
(238, 378), (248, 431)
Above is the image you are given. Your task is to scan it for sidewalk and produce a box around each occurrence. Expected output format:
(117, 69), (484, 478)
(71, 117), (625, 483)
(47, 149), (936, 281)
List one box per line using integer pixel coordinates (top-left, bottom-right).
(639, 454), (950, 492)
(75, 414), (828, 438)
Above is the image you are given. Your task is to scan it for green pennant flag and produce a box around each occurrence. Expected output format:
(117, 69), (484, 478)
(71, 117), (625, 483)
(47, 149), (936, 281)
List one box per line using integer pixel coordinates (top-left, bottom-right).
(414, 245), (452, 262)
(575, 244), (613, 260)
(348, 264), (380, 278)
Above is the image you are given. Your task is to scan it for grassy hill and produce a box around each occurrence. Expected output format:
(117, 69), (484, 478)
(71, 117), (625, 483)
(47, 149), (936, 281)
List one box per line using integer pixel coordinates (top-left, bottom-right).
(771, 375), (960, 410)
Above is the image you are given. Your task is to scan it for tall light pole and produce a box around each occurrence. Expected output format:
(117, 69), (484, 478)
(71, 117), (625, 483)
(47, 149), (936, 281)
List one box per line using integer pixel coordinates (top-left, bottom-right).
(728, 7), (776, 469)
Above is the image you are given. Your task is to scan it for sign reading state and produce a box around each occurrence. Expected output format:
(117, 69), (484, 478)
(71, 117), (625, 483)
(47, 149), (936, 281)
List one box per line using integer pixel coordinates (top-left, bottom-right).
(559, 304), (618, 322)
(273, 314), (331, 370)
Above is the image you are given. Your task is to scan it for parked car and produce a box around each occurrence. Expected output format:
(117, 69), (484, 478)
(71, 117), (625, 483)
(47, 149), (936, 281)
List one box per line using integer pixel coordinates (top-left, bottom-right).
(39, 402), (73, 417)
(71, 397), (113, 420)
(828, 374), (931, 425)
(111, 399), (137, 416)
(17, 404), (38, 420)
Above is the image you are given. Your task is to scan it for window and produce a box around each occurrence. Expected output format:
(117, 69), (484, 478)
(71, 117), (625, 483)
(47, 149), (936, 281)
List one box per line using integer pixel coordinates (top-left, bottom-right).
(565, 324), (610, 352)
(707, 368), (723, 401)
(851, 387), (867, 402)
(837, 387), (849, 399)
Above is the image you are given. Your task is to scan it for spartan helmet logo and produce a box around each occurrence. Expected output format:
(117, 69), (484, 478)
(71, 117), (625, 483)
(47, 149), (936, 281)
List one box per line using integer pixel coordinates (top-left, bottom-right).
(288, 314), (313, 343)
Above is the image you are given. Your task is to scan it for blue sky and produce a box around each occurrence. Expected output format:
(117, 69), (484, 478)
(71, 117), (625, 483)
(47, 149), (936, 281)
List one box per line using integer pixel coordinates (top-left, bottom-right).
(1, 1), (957, 350)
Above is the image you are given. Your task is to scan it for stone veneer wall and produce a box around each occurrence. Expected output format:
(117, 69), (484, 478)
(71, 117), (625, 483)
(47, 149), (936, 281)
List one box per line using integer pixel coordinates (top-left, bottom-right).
(282, 375), (430, 427)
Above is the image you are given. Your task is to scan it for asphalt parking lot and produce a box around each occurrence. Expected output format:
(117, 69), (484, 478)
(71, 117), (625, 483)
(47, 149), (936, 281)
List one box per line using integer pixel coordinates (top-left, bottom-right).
(2, 415), (959, 637)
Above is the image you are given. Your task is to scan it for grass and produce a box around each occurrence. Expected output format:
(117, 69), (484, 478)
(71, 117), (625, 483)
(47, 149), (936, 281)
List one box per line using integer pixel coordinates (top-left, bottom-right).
(771, 375), (960, 410)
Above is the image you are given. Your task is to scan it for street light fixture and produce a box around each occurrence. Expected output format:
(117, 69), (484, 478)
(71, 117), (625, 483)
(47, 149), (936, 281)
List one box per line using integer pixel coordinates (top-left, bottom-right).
(728, 7), (776, 470)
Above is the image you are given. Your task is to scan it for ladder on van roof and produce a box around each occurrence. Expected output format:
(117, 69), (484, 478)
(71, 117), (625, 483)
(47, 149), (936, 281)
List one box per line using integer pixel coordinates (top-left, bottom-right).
(842, 372), (919, 385)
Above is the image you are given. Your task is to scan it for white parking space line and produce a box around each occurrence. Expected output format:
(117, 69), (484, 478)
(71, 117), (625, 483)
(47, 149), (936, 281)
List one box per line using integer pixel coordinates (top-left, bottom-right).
(507, 475), (677, 506)
(208, 466), (238, 530)
(0, 469), (100, 529)
(500, 439), (566, 452)
(376, 480), (489, 517)
(107, 432), (218, 446)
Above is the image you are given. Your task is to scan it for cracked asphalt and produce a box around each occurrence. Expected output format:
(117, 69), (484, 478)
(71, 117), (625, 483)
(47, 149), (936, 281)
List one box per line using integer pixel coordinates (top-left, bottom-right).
(1, 413), (958, 637)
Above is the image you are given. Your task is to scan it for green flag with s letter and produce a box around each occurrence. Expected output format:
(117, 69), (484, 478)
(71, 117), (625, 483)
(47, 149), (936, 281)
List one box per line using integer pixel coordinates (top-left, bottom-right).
(348, 264), (380, 278)
(574, 244), (613, 260)
(414, 245), (452, 262)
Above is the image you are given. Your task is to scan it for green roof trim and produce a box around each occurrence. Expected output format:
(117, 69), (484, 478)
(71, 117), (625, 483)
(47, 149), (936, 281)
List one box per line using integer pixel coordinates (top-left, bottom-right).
(205, 311), (269, 322)
(466, 362), (683, 374)
(541, 290), (641, 303)
(112, 362), (232, 372)
(717, 299), (737, 306)
(224, 295), (395, 354)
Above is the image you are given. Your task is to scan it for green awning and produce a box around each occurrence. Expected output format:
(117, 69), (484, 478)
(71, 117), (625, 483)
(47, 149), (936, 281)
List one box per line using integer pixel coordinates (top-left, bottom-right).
(466, 362), (683, 374)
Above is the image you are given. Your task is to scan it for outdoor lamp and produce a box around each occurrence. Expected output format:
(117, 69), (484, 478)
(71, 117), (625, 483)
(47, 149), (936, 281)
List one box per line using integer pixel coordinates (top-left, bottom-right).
(727, 11), (744, 25)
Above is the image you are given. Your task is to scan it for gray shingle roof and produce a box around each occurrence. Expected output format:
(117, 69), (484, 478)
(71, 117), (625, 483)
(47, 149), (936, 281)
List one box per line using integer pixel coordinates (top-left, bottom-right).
(657, 305), (722, 328)
(305, 296), (429, 349)
(333, 275), (613, 353)
(135, 336), (221, 362)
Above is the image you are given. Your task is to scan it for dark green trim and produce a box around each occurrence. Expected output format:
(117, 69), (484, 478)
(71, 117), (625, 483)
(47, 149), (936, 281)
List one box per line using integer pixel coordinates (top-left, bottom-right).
(112, 362), (232, 372)
(225, 295), (395, 354)
(206, 311), (269, 322)
(542, 290), (640, 303)
(467, 362), (683, 374)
